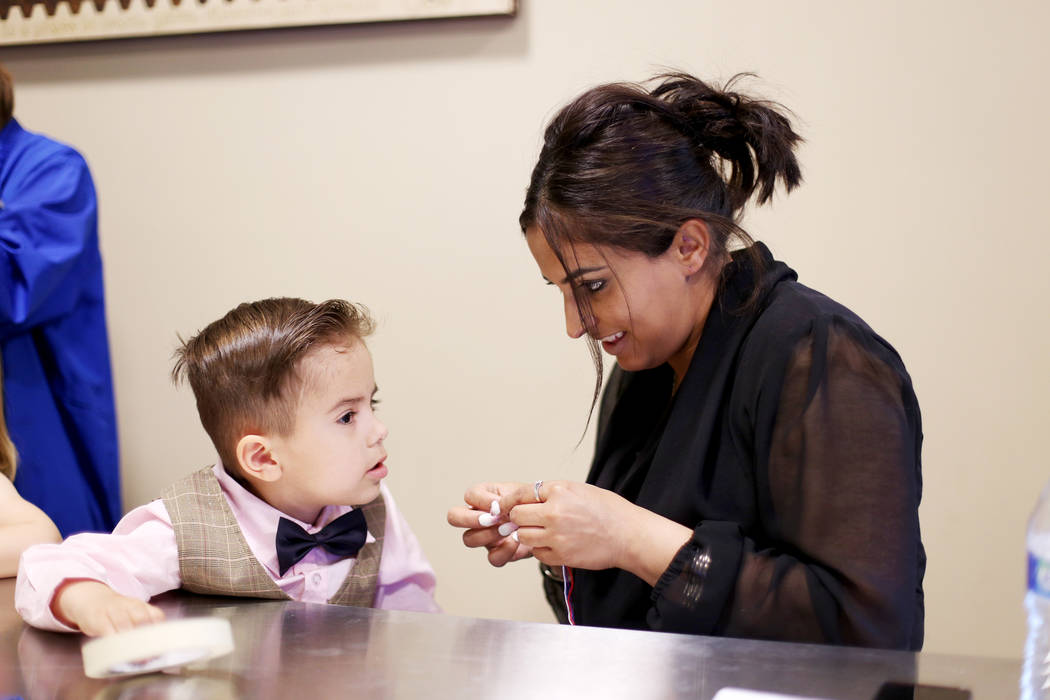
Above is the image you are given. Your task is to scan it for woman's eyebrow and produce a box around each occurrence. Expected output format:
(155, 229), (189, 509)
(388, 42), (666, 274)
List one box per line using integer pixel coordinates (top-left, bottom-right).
(543, 266), (607, 285)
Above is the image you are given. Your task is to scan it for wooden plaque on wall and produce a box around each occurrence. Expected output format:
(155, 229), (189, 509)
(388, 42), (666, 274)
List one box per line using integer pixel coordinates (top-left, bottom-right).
(0, 0), (516, 46)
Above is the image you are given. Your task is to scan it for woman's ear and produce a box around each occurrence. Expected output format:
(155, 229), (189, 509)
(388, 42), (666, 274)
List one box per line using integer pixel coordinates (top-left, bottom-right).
(673, 219), (711, 277)
(236, 434), (282, 483)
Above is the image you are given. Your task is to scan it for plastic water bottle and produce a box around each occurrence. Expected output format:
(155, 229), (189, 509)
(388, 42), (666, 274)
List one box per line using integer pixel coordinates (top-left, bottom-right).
(1023, 479), (1050, 700)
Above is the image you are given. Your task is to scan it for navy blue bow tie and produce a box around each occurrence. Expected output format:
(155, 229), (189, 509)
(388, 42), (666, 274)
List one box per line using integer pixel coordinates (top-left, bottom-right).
(275, 509), (368, 576)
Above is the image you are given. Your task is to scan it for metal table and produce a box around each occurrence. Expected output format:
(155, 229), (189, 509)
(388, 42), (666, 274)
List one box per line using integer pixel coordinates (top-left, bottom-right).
(0, 579), (1021, 699)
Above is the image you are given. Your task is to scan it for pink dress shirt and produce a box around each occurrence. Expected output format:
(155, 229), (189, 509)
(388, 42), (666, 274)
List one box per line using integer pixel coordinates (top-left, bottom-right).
(15, 463), (439, 632)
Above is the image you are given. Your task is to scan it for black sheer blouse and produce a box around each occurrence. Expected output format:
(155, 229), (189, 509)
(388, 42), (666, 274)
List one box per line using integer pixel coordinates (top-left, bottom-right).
(545, 243), (925, 650)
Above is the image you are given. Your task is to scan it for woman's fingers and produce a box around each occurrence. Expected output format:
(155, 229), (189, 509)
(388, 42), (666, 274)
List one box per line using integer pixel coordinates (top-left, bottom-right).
(462, 526), (505, 549)
(448, 505), (489, 529)
(457, 480), (640, 571)
(513, 526), (556, 562)
(449, 481), (551, 569)
(498, 482), (539, 514)
(499, 479), (569, 515)
(527, 545), (558, 567)
(486, 536), (524, 567)
(506, 540), (534, 564)
(462, 482), (519, 511)
(461, 487), (498, 511)
(449, 502), (513, 531)
(506, 502), (546, 527)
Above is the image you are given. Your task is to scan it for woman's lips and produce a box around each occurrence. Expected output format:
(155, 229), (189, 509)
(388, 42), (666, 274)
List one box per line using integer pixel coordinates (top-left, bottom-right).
(600, 331), (625, 353)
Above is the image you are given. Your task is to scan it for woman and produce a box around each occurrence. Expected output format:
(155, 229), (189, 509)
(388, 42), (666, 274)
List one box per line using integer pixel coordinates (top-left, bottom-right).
(447, 72), (924, 650)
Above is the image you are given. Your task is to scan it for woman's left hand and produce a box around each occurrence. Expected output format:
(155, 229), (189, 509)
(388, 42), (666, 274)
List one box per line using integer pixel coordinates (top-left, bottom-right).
(447, 482), (535, 568)
(498, 481), (642, 572)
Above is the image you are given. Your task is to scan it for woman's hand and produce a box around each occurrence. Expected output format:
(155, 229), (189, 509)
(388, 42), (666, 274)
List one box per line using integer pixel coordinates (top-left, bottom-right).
(496, 481), (639, 572)
(450, 480), (693, 584)
(447, 483), (533, 567)
(500, 481), (694, 585)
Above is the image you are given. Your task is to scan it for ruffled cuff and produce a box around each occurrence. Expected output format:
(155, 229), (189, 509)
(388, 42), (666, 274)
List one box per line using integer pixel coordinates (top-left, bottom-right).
(647, 520), (743, 634)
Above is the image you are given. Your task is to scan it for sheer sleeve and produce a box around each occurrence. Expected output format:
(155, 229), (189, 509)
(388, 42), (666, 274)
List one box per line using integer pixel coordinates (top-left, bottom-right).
(650, 318), (924, 648)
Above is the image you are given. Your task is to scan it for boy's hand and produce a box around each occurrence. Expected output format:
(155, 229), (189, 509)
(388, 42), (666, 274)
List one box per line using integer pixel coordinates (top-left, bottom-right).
(51, 579), (165, 637)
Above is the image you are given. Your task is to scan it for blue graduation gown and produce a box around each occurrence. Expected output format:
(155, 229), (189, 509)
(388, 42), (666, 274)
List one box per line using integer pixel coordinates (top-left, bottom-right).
(0, 118), (120, 536)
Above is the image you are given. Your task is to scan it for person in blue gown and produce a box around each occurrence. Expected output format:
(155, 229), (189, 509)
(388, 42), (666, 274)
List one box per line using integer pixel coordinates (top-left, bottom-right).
(0, 64), (120, 536)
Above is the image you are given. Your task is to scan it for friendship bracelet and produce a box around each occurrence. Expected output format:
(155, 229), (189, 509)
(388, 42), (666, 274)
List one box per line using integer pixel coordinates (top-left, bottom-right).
(478, 495), (576, 626)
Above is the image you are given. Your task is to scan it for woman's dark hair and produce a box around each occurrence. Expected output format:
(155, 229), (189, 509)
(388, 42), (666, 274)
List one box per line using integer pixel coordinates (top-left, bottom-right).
(520, 72), (803, 418)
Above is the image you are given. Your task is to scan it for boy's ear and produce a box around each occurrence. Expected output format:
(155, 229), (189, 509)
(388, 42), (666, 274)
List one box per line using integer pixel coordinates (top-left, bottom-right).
(235, 434), (282, 483)
(673, 219), (711, 278)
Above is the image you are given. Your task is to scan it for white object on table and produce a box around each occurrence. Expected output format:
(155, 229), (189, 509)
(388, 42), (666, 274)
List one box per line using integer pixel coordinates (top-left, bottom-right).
(81, 617), (234, 678)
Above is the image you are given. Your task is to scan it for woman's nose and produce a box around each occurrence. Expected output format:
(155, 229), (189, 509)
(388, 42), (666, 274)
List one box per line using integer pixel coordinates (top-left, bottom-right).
(564, 297), (587, 339)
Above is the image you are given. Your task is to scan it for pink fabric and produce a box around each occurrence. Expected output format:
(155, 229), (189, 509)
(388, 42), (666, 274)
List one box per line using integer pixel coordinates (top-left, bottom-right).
(16, 464), (439, 632)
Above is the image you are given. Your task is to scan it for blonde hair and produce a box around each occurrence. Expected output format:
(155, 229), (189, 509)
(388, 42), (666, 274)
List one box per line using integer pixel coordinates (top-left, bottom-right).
(171, 298), (375, 471)
(0, 63), (12, 128)
(0, 352), (17, 481)
(0, 68), (19, 480)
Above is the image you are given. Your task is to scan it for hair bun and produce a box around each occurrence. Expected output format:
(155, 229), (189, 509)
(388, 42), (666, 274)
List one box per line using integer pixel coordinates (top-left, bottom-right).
(652, 72), (803, 210)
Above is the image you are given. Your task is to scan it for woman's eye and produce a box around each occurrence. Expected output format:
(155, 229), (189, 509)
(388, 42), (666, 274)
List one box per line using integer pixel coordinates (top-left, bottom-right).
(338, 412), (355, 425)
(582, 279), (605, 293)
(370, 398), (381, 410)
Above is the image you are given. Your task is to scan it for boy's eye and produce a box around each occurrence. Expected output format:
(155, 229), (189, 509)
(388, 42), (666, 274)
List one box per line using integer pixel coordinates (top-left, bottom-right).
(338, 412), (355, 425)
(370, 398), (381, 410)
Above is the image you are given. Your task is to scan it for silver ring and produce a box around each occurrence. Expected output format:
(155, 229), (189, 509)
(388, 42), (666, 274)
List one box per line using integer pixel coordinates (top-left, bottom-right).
(533, 480), (544, 503)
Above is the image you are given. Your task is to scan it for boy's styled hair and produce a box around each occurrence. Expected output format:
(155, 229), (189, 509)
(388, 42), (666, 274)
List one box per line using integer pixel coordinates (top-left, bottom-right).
(172, 297), (375, 472)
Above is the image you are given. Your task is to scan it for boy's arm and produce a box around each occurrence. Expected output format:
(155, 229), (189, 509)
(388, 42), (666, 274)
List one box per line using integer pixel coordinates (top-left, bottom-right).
(51, 579), (165, 636)
(15, 499), (182, 633)
(373, 484), (441, 613)
(0, 476), (60, 578)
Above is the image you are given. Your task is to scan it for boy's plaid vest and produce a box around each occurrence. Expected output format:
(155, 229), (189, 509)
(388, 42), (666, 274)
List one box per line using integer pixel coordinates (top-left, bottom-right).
(160, 467), (385, 607)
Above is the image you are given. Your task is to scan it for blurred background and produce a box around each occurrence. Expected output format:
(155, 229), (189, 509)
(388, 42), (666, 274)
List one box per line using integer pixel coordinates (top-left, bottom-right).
(3, 0), (1048, 660)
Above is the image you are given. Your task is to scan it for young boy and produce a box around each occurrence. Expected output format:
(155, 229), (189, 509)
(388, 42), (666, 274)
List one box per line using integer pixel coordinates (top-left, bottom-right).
(15, 297), (438, 635)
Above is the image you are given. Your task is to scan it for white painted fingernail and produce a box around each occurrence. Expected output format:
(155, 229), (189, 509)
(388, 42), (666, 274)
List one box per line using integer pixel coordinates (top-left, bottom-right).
(489, 499), (500, 516)
(498, 522), (519, 537)
(511, 530), (519, 542)
(478, 513), (498, 527)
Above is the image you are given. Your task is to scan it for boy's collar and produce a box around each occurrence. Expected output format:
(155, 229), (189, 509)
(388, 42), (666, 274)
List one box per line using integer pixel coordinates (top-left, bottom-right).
(211, 458), (372, 532)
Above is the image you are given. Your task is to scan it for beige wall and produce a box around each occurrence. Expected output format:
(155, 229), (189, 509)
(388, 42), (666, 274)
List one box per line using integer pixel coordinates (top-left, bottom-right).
(4, 0), (1048, 659)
